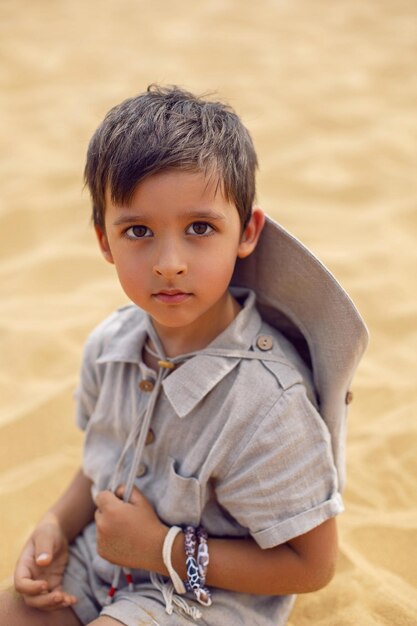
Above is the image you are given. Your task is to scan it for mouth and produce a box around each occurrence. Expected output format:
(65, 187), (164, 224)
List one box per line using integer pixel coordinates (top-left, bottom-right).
(153, 290), (192, 304)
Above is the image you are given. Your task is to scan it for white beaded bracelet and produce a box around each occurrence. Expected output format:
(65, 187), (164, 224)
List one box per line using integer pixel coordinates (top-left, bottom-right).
(162, 526), (187, 594)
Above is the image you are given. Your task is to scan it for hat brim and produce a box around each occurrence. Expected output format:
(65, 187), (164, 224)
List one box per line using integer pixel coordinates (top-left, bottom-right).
(232, 215), (369, 489)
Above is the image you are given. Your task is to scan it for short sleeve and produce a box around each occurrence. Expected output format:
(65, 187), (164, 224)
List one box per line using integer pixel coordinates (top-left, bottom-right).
(74, 334), (101, 431)
(215, 383), (344, 549)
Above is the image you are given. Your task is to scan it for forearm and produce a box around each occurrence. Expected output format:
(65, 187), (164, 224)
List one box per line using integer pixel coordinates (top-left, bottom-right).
(145, 517), (338, 596)
(173, 536), (312, 595)
(40, 468), (95, 542)
(95, 487), (338, 596)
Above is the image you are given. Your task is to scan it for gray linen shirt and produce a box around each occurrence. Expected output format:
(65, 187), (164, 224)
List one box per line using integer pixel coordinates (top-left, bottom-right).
(71, 288), (343, 626)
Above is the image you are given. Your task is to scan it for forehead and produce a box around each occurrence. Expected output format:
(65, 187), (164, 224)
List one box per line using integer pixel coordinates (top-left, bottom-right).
(105, 169), (234, 214)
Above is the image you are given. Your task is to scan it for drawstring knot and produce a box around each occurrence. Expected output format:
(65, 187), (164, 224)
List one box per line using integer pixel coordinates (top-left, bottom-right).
(150, 573), (202, 620)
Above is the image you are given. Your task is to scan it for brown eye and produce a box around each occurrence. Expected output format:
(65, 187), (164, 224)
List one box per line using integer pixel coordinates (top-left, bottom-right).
(126, 225), (152, 239)
(187, 222), (213, 236)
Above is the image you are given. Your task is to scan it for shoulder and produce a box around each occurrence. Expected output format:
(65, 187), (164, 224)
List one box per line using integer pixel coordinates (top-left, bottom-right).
(82, 304), (147, 363)
(86, 303), (144, 346)
(242, 320), (318, 408)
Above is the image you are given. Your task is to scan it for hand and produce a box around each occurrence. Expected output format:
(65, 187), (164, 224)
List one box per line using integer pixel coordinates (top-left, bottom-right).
(95, 485), (168, 570)
(14, 513), (77, 611)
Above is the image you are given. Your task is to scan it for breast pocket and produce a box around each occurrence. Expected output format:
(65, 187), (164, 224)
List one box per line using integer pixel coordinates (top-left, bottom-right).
(155, 457), (202, 527)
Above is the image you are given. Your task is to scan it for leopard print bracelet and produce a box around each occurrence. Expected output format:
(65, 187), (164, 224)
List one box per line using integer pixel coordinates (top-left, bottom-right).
(184, 525), (212, 607)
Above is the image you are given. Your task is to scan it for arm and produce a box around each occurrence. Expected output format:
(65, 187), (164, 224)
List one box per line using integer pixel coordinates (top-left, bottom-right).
(172, 516), (338, 595)
(14, 468), (95, 610)
(96, 486), (338, 596)
(43, 467), (96, 542)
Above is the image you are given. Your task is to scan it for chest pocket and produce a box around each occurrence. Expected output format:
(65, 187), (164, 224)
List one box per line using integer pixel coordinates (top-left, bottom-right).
(155, 457), (202, 527)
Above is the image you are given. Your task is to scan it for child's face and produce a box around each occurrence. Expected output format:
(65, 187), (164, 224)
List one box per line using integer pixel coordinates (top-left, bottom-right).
(96, 169), (264, 346)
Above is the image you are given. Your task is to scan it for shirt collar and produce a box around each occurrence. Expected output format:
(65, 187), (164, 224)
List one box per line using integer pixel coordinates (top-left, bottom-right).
(96, 289), (262, 417)
(161, 288), (262, 418)
(95, 307), (148, 365)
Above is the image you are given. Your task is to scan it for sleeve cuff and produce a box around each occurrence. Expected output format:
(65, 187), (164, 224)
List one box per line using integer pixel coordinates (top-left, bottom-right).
(251, 492), (344, 549)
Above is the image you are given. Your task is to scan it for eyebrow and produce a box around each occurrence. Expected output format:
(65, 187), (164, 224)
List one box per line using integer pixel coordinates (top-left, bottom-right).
(180, 209), (226, 221)
(112, 209), (226, 226)
(113, 214), (148, 226)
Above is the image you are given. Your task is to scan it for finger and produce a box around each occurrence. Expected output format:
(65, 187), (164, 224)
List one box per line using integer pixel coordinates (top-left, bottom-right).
(61, 591), (78, 606)
(15, 575), (48, 596)
(35, 552), (52, 567)
(52, 591), (78, 610)
(115, 484), (133, 502)
(34, 535), (54, 568)
(116, 484), (143, 504)
(24, 587), (77, 611)
(127, 485), (143, 505)
(95, 489), (117, 510)
(24, 588), (62, 609)
(115, 485), (125, 499)
(14, 548), (35, 584)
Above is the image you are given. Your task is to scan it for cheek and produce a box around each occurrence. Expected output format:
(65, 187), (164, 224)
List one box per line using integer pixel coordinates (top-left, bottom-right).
(197, 252), (237, 284)
(113, 261), (149, 301)
(112, 249), (148, 279)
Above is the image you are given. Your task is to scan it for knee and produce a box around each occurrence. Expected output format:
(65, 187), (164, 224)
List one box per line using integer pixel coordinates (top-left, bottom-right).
(0, 589), (27, 623)
(0, 591), (83, 626)
(0, 590), (47, 625)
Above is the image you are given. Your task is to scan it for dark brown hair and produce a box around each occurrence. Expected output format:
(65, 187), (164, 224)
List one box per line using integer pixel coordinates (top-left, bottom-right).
(84, 85), (258, 229)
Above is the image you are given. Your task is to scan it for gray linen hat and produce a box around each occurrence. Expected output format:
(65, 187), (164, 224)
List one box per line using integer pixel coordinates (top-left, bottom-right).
(232, 215), (369, 491)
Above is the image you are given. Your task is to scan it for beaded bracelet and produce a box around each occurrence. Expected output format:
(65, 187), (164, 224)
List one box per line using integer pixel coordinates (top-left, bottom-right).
(184, 525), (212, 607)
(196, 526), (209, 588)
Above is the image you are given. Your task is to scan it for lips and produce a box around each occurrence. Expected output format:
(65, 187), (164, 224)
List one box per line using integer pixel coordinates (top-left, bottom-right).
(153, 290), (192, 304)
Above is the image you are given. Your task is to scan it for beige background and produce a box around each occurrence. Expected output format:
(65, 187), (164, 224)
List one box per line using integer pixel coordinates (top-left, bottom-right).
(1, 1), (416, 624)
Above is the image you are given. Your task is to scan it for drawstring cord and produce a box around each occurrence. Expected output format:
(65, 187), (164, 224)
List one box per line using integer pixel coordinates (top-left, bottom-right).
(104, 354), (205, 619)
(105, 362), (170, 605)
(150, 572), (202, 620)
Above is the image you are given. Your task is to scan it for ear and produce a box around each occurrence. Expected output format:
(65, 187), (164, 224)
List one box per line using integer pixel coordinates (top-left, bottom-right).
(94, 224), (114, 264)
(237, 207), (265, 259)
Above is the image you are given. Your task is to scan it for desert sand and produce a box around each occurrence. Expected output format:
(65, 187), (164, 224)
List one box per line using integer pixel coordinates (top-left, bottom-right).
(1, 1), (416, 624)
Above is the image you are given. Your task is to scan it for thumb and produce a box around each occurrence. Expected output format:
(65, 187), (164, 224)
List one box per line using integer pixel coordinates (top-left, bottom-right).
(34, 523), (61, 567)
(34, 536), (54, 567)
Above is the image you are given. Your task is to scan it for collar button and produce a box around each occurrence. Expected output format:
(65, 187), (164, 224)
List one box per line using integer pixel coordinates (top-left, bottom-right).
(256, 335), (274, 351)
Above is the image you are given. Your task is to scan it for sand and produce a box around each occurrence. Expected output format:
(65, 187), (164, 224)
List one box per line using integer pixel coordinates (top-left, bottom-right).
(1, 0), (416, 623)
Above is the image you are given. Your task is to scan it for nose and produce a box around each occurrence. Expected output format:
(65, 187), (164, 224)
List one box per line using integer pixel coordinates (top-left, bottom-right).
(152, 240), (187, 278)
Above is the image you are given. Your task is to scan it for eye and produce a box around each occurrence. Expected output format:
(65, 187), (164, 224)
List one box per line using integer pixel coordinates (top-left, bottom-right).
(125, 225), (152, 239)
(186, 222), (214, 236)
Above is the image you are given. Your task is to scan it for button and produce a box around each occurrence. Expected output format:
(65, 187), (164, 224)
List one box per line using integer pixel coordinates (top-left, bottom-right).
(146, 428), (155, 445)
(345, 390), (354, 405)
(256, 335), (273, 351)
(137, 463), (147, 478)
(139, 378), (154, 392)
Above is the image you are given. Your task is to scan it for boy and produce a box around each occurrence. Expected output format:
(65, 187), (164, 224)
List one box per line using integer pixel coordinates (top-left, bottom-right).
(1, 85), (368, 625)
